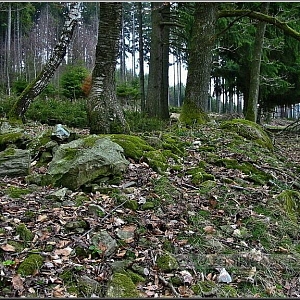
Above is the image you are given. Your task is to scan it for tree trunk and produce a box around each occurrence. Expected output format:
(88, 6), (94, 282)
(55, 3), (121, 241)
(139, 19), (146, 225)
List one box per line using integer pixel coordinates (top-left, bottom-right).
(180, 3), (218, 125)
(86, 2), (129, 134)
(6, 3), (11, 96)
(145, 2), (170, 120)
(137, 2), (145, 112)
(9, 2), (80, 121)
(245, 2), (269, 123)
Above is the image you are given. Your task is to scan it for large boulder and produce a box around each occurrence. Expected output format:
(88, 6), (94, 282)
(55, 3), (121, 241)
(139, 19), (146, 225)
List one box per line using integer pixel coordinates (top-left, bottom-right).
(0, 148), (30, 176)
(220, 119), (273, 151)
(46, 135), (129, 190)
(0, 121), (28, 151)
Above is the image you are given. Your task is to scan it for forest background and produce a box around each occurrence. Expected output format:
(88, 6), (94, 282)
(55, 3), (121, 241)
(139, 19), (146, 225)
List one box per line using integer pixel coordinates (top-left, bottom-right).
(1, 2), (300, 129)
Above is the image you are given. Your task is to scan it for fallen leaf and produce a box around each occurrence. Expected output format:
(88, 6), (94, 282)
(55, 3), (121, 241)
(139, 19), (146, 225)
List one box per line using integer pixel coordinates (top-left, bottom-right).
(203, 225), (216, 234)
(1, 244), (15, 252)
(37, 214), (48, 222)
(12, 274), (24, 293)
(54, 247), (73, 257)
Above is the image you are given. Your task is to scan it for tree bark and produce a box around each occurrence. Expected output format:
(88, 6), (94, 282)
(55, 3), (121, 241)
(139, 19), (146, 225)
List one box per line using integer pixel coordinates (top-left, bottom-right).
(6, 3), (11, 96)
(245, 3), (269, 123)
(9, 2), (80, 121)
(180, 3), (218, 125)
(86, 2), (129, 134)
(145, 2), (170, 120)
(137, 2), (145, 112)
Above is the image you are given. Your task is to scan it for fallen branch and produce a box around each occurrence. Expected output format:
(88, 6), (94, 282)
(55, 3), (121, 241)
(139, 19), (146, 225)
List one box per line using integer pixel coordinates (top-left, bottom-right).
(158, 275), (181, 298)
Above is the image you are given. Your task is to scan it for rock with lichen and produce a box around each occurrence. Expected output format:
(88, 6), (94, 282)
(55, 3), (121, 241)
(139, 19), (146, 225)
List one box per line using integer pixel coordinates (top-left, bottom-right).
(106, 272), (139, 298)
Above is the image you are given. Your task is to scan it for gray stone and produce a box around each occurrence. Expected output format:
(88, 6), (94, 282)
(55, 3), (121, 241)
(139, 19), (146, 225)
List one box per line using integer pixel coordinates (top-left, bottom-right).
(91, 230), (117, 257)
(46, 135), (129, 190)
(0, 148), (30, 176)
(45, 187), (69, 202)
(51, 124), (70, 142)
(77, 275), (102, 296)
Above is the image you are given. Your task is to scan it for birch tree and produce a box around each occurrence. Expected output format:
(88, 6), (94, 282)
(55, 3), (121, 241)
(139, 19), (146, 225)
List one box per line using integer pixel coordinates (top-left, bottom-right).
(9, 2), (81, 121)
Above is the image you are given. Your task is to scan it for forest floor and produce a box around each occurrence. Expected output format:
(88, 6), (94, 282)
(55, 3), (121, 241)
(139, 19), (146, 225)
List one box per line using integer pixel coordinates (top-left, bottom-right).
(1, 116), (300, 298)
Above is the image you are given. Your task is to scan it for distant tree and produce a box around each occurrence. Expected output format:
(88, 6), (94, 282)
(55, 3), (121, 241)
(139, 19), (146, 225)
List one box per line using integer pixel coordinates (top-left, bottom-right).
(60, 65), (89, 101)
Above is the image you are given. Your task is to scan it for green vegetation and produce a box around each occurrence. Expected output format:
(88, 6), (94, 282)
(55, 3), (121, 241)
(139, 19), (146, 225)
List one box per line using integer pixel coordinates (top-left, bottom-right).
(60, 65), (89, 101)
(16, 223), (34, 242)
(106, 272), (139, 297)
(220, 119), (273, 151)
(6, 186), (31, 198)
(277, 189), (300, 222)
(17, 254), (44, 276)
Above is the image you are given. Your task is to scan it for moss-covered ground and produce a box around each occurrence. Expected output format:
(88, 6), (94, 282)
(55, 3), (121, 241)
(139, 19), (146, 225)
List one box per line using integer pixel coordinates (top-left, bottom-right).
(0, 117), (300, 297)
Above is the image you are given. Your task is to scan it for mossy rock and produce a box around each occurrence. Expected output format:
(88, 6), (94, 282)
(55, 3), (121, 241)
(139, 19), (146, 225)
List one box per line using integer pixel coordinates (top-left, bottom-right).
(220, 119), (273, 150)
(27, 129), (52, 156)
(106, 272), (139, 298)
(277, 189), (300, 222)
(156, 251), (179, 272)
(0, 121), (27, 150)
(17, 254), (44, 276)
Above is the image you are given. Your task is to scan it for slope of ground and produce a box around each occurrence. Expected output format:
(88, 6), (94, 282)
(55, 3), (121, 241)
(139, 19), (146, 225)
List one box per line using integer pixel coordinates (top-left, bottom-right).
(1, 119), (300, 298)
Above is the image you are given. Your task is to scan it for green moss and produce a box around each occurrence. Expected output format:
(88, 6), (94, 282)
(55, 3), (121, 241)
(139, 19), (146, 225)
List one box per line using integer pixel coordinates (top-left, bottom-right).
(0, 132), (23, 147)
(16, 223), (34, 242)
(156, 251), (179, 272)
(82, 135), (99, 147)
(124, 200), (138, 211)
(106, 134), (154, 160)
(74, 194), (90, 206)
(220, 119), (273, 151)
(27, 129), (52, 156)
(277, 190), (300, 222)
(124, 270), (145, 284)
(6, 186), (31, 198)
(215, 158), (272, 185)
(63, 148), (78, 161)
(141, 201), (156, 210)
(191, 280), (217, 296)
(219, 285), (238, 297)
(160, 133), (187, 156)
(6, 241), (25, 252)
(180, 99), (209, 125)
(17, 254), (44, 276)
(152, 176), (180, 203)
(144, 150), (168, 173)
(2, 147), (16, 156)
(106, 272), (139, 297)
(60, 268), (76, 283)
(187, 167), (215, 185)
